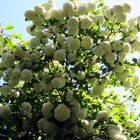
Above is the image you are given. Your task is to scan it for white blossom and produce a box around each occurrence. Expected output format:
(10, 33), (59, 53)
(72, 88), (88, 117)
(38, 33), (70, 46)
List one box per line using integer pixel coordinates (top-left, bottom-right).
(81, 36), (93, 49)
(54, 104), (70, 122)
(43, 121), (57, 134)
(21, 69), (33, 81)
(51, 77), (65, 89)
(96, 110), (109, 121)
(21, 102), (32, 113)
(112, 40), (123, 51)
(105, 52), (116, 64)
(25, 10), (36, 20)
(44, 45), (56, 57)
(80, 15), (93, 29)
(122, 3), (131, 13)
(63, 1), (75, 14)
(42, 102), (54, 117)
(67, 37), (80, 51)
(57, 34), (66, 45)
(34, 5), (44, 15)
(0, 85), (11, 96)
(77, 4), (88, 15)
(87, 2), (96, 11)
(53, 49), (66, 62)
(112, 5), (123, 16)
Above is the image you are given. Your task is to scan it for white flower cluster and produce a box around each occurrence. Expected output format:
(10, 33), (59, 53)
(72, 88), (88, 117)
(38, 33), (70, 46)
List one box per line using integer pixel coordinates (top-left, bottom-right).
(51, 77), (65, 89)
(42, 102), (54, 117)
(96, 110), (109, 121)
(107, 124), (127, 140)
(54, 103), (70, 122)
(0, 104), (12, 119)
(21, 102), (32, 113)
(1, 0), (140, 139)
(21, 69), (33, 81)
(38, 117), (57, 134)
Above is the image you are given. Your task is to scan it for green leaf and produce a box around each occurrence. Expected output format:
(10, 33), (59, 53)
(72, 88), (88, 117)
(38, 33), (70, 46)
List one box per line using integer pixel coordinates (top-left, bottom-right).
(5, 24), (14, 30)
(4, 37), (16, 49)
(12, 33), (22, 40)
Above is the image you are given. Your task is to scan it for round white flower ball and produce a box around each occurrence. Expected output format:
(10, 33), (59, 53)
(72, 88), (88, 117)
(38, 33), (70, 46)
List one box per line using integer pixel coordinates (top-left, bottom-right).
(94, 46), (105, 57)
(0, 106), (12, 120)
(44, 45), (56, 57)
(105, 52), (116, 64)
(43, 121), (57, 134)
(70, 100), (81, 116)
(53, 49), (66, 62)
(87, 2), (96, 11)
(67, 17), (79, 35)
(100, 41), (111, 53)
(42, 102), (54, 117)
(117, 13), (127, 23)
(67, 26), (79, 36)
(50, 9), (65, 20)
(80, 15), (93, 29)
(34, 5), (44, 15)
(103, 7), (112, 19)
(25, 10), (36, 20)
(38, 117), (47, 130)
(4, 52), (15, 66)
(8, 78), (19, 88)
(96, 110), (109, 121)
(21, 69), (33, 81)
(112, 40), (123, 51)
(21, 102), (32, 113)
(0, 85), (11, 96)
(81, 36), (93, 49)
(67, 37), (80, 51)
(67, 16), (79, 27)
(63, 1), (74, 14)
(122, 3), (131, 13)
(57, 34), (65, 45)
(54, 104), (70, 122)
(51, 77), (65, 89)
(12, 68), (21, 78)
(14, 46), (24, 59)
(118, 52), (126, 63)
(112, 5), (123, 16)
(44, 0), (55, 11)
(77, 4), (88, 15)
(30, 38), (40, 49)
(67, 52), (77, 62)
(95, 14), (104, 25)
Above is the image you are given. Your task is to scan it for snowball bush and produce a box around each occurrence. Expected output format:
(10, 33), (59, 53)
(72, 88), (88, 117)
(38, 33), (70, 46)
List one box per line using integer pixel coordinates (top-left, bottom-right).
(0, 0), (140, 139)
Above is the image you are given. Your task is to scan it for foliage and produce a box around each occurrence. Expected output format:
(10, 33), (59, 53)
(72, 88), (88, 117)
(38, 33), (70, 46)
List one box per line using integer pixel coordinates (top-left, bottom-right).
(0, 0), (140, 139)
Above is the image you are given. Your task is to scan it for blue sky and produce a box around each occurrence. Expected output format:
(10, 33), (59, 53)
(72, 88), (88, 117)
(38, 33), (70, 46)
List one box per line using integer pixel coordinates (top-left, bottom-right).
(0, 0), (140, 114)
